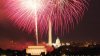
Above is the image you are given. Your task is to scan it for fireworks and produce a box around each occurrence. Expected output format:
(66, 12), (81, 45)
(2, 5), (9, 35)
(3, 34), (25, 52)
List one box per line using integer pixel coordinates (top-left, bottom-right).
(4, 0), (88, 38)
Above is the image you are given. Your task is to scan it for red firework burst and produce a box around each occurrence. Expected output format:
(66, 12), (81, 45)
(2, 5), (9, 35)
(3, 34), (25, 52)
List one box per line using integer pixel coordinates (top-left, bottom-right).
(4, 0), (88, 37)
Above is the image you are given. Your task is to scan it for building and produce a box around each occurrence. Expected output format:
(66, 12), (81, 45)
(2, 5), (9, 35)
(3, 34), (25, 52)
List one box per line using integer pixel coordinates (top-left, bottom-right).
(53, 37), (61, 48)
(26, 46), (46, 55)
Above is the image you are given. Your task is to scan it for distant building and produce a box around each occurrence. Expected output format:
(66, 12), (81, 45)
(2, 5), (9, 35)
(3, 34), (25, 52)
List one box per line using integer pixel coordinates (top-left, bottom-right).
(26, 46), (46, 55)
(66, 43), (70, 46)
(53, 37), (61, 48)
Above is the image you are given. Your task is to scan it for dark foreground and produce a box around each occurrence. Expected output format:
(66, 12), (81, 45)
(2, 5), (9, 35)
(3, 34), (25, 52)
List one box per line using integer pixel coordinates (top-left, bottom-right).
(0, 44), (100, 56)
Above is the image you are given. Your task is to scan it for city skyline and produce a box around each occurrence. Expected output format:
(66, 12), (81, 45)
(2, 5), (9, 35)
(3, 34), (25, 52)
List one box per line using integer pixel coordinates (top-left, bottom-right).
(0, 0), (100, 50)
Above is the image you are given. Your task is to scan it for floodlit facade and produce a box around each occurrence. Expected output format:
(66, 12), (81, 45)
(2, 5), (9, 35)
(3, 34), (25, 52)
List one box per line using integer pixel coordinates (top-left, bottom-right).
(53, 37), (61, 48)
(26, 46), (46, 55)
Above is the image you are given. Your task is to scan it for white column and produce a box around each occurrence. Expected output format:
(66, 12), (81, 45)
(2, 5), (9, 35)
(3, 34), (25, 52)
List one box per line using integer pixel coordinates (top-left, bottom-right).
(48, 20), (52, 46)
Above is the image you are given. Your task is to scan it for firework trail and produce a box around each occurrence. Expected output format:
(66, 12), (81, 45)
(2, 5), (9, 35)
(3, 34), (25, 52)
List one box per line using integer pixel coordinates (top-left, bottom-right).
(4, 0), (88, 39)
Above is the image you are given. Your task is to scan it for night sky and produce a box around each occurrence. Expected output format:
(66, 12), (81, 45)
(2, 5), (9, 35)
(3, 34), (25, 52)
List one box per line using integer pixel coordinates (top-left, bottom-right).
(64, 0), (100, 41)
(0, 0), (100, 50)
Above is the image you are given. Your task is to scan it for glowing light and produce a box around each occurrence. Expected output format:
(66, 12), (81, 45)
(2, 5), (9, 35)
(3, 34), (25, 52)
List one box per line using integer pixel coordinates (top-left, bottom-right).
(66, 43), (70, 46)
(26, 46), (47, 55)
(48, 20), (52, 46)
(4, 0), (88, 38)
(53, 37), (61, 48)
(21, 0), (42, 12)
(35, 12), (38, 45)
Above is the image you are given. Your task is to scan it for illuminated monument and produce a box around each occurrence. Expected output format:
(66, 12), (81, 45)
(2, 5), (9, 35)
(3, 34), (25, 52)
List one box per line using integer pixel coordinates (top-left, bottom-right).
(26, 20), (52, 55)
(26, 46), (46, 55)
(53, 37), (61, 48)
(48, 20), (52, 46)
(55, 37), (61, 48)
(26, 20), (62, 55)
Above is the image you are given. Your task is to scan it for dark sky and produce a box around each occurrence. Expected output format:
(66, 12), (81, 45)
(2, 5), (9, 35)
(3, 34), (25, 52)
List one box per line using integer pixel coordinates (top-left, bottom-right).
(66, 0), (100, 41)
(0, 0), (100, 50)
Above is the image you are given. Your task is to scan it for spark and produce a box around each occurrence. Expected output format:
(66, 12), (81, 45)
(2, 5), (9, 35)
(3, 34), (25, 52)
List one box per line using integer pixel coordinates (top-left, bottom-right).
(4, 0), (88, 41)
